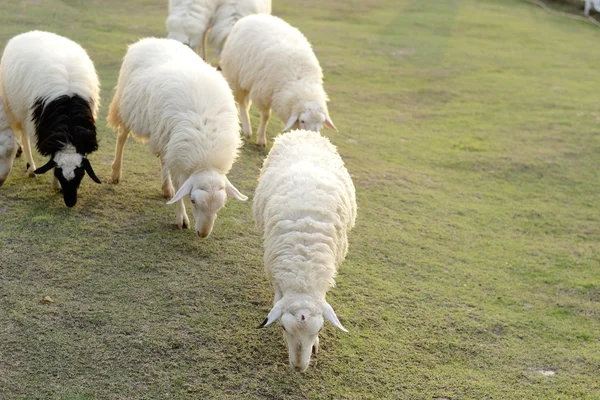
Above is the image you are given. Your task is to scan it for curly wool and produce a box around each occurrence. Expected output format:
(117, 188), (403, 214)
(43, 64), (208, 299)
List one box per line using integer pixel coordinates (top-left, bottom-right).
(220, 14), (330, 126)
(253, 130), (357, 297)
(107, 38), (241, 184)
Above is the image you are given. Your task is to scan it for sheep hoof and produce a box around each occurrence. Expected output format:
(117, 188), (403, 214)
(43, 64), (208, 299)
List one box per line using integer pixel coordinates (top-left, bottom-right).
(26, 167), (36, 178)
(312, 344), (319, 355)
(177, 214), (190, 230)
(162, 186), (175, 199)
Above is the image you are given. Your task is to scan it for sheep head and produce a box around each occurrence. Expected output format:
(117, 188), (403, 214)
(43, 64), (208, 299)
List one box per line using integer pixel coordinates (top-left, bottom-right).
(283, 101), (336, 134)
(34, 146), (101, 207)
(259, 295), (348, 372)
(167, 169), (247, 237)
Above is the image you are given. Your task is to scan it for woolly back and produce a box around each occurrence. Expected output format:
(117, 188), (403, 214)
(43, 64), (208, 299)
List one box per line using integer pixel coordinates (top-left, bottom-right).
(221, 14), (322, 89)
(208, 0), (272, 51)
(116, 38), (241, 177)
(254, 130), (357, 276)
(0, 31), (100, 122)
(32, 94), (98, 156)
(166, 0), (217, 44)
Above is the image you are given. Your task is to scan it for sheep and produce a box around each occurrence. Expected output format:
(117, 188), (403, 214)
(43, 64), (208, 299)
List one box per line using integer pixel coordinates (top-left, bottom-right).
(166, 0), (271, 61)
(584, 0), (600, 15)
(107, 37), (247, 237)
(0, 31), (101, 206)
(0, 97), (18, 186)
(220, 14), (337, 148)
(253, 129), (356, 372)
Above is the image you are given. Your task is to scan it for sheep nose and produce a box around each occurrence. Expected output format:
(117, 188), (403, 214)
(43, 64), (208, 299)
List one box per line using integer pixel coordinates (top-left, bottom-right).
(292, 363), (308, 373)
(197, 230), (210, 238)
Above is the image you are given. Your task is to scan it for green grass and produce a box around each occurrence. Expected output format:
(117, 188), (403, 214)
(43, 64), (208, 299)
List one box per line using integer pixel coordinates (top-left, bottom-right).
(1, 0), (599, 398)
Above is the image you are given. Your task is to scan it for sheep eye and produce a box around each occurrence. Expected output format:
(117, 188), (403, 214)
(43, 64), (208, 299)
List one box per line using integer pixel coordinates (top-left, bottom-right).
(281, 325), (286, 332)
(300, 120), (305, 124)
(190, 199), (196, 204)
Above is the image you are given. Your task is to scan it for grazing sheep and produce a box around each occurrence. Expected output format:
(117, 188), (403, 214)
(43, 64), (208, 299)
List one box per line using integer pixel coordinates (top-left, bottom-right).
(108, 38), (247, 237)
(585, 0), (600, 15)
(0, 31), (101, 206)
(0, 97), (18, 186)
(220, 14), (337, 147)
(166, 0), (271, 61)
(253, 130), (356, 372)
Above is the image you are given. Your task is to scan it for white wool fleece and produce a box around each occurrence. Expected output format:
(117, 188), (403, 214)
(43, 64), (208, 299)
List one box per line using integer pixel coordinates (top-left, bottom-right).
(166, 0), (271, 57)
(108, 38), (246, 237)
(254, 130), (357, 292)
(108, 37), (241, 181)
(220, 14), (332, 131)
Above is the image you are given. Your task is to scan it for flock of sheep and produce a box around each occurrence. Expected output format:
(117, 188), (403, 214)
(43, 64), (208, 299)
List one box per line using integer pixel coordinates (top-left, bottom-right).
(0, 0), (356, 373)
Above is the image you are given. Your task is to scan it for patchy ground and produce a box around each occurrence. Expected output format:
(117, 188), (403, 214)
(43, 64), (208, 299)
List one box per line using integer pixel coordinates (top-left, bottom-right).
(0, 0), (599, 398)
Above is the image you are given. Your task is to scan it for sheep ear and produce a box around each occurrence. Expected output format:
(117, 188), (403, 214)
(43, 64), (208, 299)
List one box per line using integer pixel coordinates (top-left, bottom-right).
(323, 302), (348, 332)
(282, 114), (298, 132)
(324, 116), (338, 131)
(82, 158), (101, 184)
(167, 176), (194, 205)
(258, 300), (284, 328)
(225, 176), (248, 201)
(34, 159), (55, 175)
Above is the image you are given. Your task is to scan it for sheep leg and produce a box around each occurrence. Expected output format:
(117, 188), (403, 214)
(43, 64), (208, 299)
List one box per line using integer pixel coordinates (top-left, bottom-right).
(176, 198), (190, 229)
(160, 156), (175, 199)
(238, 93), (252, 139)
(585, 0), (591, 15)
(111, 126), (129, 184)
(20, 128), (36, 177)
(257, 109), (270, 148)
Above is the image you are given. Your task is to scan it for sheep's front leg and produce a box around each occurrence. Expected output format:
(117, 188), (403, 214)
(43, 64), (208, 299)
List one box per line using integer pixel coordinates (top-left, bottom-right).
(176, 198), (190, 229)
(585, 0), (592, 15)
(312, 336), (319, 355)
(257, 108), (271, 148)
(20, 129), (36, 177)
(160, 156), (175, 199)
(111, 126), (129, 184)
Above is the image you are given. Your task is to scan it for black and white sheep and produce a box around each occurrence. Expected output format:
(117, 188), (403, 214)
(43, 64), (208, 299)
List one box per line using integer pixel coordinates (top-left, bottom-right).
(0, 31), (101, 206)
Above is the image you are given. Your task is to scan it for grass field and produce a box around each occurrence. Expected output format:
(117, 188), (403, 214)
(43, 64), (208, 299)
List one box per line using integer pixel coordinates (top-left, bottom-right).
(1, 0), (599, 398)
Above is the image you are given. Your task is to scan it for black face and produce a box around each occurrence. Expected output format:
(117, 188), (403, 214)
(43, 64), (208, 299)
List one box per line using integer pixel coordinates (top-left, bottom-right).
(54, 166), (85, 207)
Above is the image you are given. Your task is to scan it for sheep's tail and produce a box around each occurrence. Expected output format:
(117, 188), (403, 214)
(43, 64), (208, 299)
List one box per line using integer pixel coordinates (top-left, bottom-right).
(107, 90), (122, 130)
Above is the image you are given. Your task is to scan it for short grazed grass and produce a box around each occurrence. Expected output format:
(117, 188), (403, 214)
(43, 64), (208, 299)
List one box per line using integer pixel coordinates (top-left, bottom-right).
(0, 0), (599, 398)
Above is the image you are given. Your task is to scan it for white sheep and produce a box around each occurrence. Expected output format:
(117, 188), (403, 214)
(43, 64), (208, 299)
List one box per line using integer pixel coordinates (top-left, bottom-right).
(220, 14), (337, 147)
(108, 37), (247, 237)
(584, 0), (600, 15)
(166, 0), (271, 61)
(0, 96), (18, 186)
(0, 31), (101, 206)
(253, 129), (356, 372)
